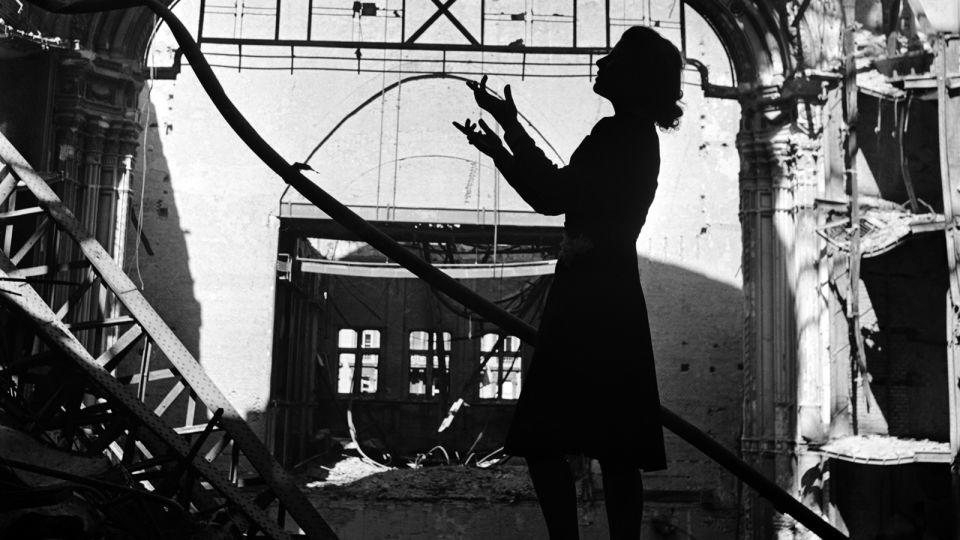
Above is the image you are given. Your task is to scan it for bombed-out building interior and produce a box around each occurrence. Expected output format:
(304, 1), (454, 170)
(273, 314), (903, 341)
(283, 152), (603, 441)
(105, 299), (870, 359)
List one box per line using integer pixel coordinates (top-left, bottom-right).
(0, 0), (958, 538)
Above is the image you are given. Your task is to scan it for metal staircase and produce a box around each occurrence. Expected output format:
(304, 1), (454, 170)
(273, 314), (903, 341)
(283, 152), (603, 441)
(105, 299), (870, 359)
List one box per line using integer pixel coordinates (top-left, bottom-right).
(0, 133), (335, 539)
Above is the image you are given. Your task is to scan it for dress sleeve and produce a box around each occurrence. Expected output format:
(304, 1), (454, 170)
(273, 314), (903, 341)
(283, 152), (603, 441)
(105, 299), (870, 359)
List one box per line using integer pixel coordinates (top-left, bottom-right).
(492, 124), (592, 216)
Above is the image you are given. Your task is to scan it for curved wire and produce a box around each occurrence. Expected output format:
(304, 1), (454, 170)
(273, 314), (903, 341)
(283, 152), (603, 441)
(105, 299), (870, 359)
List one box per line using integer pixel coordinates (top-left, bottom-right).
(301, 72), (567, 166)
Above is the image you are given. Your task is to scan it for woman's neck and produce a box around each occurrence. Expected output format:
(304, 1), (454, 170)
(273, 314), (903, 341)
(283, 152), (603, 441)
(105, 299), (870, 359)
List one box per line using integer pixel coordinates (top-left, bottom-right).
(612, 101), (651, 121)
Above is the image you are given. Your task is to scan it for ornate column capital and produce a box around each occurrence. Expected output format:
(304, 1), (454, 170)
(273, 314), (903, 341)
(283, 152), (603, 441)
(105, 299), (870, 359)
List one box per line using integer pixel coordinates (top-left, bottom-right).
(82, 118), (110, 166)
(117, 120), (142, 160)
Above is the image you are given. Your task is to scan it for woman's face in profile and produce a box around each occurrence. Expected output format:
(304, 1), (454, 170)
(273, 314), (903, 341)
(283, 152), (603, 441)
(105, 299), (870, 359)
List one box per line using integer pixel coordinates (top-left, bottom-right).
(593, 41), (636, 101)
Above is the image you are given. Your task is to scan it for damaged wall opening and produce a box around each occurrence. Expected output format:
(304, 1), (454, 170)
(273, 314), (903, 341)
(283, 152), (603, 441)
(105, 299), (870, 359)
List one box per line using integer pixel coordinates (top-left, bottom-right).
(269, 227), (560, 462)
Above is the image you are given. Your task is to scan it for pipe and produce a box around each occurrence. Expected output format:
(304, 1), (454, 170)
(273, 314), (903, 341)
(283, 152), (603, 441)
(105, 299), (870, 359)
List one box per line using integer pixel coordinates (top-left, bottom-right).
(24, 1), (847, 538)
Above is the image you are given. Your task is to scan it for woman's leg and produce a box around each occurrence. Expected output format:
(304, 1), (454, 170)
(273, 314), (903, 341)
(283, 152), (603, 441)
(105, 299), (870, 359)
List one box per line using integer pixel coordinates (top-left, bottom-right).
(527, 454), (580, 540)
(599, 458), (643, 539)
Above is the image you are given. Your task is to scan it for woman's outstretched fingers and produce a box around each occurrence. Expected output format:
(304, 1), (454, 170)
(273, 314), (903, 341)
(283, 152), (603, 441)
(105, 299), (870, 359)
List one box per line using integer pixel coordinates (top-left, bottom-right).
(478, 118), (495, 136)
(504, 84), (514, 104)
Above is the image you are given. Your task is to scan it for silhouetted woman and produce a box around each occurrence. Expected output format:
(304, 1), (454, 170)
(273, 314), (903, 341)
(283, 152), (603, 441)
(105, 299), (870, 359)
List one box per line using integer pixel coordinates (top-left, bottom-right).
(454, 26), (683, 539)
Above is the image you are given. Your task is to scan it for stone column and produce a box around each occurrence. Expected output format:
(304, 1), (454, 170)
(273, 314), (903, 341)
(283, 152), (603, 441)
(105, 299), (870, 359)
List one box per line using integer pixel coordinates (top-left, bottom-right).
(46, 51), (144, 353)
(97, 120), (141, 344)
(112, 122), (140, 270)
(738, 99), (828, 539)
(77, 117), (109, 348)
(47, 113), (85, 310)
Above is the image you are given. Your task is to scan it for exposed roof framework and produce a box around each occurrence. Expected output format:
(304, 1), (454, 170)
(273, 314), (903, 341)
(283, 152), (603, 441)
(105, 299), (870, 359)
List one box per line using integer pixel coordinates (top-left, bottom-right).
(195, 0), (738, 90)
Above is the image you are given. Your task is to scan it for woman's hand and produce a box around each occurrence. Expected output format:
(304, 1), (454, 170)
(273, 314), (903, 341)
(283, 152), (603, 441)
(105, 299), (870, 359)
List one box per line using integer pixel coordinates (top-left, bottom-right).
(452, 118), (509, 161)
(466, 75), (517, 126)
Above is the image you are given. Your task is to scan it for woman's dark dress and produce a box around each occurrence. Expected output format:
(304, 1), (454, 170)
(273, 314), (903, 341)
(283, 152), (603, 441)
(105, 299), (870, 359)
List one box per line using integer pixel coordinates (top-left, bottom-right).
(498, 114), (666, 471)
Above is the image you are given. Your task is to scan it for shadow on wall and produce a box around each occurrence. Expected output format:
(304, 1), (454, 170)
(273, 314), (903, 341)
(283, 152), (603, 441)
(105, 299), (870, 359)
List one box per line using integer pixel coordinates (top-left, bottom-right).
(125, 99), (203, 422)
(860, 235), (949, 441)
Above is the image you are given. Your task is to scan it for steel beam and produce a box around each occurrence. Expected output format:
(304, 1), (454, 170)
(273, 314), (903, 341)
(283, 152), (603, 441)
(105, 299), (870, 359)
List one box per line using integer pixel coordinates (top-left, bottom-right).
(0, 251), (291, 540)
(0, 132), (337, 540)
(298, 257), (557, 279)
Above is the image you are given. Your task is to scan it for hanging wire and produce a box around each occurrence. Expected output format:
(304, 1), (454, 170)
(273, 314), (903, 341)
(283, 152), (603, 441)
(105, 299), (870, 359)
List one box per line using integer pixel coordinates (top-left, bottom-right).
(390, 1), (404, 216)
(133, 56), (156, 290)
(299, 73), (566, 171)
(373, 1), (390, 219)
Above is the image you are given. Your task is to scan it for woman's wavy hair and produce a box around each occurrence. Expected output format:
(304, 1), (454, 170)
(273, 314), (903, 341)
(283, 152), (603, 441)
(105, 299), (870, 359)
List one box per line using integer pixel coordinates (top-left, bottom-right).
(620, 26), (684, 130)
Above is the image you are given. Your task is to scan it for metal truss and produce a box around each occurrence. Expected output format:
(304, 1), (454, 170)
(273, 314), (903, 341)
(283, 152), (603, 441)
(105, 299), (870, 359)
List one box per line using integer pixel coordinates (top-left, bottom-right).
(198, 0), (684, 52)
(0, 133), (336, 539)
(191, 0), (734, 84)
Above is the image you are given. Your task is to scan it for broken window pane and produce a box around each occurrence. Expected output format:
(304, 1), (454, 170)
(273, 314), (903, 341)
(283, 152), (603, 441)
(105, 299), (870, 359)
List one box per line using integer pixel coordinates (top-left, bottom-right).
(408, 330), (452, 397)
(480, 332), (500, 352)
(479, 333), (522, 400)
(360, 354), (378, 394)
(479, 356), (499, 399)
(409, 330), (429, 350)
(362, 329), (380, 349)
(432, 354), (450, 396)
(337, 328), (380, 395)
(410, 354), (428, 395)
(338, 353), (356, 393)
(338, 328), (357, 348)
(501, 357), (522, 399)
(436, 332), (452, 351)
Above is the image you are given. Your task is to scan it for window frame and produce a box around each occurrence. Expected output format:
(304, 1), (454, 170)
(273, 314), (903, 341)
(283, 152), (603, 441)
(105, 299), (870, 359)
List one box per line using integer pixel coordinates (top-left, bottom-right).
(478, 333), (523, 401)
(335, 327), (383, 396)
(406, 329), (452, 399)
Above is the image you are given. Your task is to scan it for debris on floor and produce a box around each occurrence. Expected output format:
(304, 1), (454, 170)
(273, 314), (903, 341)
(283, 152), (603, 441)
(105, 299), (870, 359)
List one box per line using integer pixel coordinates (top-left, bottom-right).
(301, 456), (537, 502)
(819, 435), (951, 465)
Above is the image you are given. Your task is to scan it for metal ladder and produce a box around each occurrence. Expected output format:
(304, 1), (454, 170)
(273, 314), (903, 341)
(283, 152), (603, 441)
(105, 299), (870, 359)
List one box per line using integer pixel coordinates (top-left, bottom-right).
(0, 133), (336, 539)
